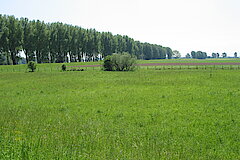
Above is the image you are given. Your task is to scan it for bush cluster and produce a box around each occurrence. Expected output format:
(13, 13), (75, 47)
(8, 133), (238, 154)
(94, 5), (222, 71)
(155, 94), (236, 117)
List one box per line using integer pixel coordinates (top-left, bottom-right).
(61, 64), (84, 71)
(27, 61), (36, 72)
(68, 68), (84, 71)
(61, 64), (66, 71)
(103, 52), (136, 71)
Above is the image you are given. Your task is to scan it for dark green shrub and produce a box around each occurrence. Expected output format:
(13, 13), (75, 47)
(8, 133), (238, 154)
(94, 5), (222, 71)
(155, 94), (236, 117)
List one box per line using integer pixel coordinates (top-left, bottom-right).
(61, 64), (66, 71)
(103, 56), (113, 71)
(103, 52), (136, 71)
(27, 61), (36, 72)
(68, 68), (84, 71)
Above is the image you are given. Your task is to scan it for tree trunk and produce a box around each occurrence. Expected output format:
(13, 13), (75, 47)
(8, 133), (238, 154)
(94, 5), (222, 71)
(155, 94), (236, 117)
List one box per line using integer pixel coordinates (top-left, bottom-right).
(50, 52), (55, 63)
(36, 50), (41, 63)
(6, 52), (10, 65)
(25, 50), (29, 63)
(77, 51), (81, 62)
(10, 51), (17, 65)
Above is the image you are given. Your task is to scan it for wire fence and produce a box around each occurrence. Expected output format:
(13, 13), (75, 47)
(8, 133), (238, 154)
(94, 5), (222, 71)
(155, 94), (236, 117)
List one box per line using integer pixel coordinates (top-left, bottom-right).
(0, 65), (240, 73)
(137, 65), (240, 71)
(0, 65), (103, 73)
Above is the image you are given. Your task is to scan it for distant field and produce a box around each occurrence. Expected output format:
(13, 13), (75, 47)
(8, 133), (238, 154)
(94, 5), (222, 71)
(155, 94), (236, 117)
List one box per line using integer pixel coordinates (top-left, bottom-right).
(0, 60), (240, 159)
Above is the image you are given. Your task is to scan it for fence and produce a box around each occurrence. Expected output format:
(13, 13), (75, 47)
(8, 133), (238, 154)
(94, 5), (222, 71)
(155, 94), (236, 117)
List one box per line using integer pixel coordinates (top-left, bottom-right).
(0, 64), (240, 73)
(0, 65), (103, 73)
(137, 65), (240, 70)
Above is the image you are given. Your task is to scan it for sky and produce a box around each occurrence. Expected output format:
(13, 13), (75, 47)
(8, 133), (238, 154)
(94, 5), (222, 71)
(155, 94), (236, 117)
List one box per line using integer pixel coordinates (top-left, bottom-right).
(1, 0), (240, 56)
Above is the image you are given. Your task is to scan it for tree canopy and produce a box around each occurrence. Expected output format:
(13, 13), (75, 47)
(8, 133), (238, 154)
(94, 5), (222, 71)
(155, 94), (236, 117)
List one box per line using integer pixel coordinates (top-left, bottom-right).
(0, 14), (173, 65)
(172, 50), (181, 58)
(191, 51), (207, 59)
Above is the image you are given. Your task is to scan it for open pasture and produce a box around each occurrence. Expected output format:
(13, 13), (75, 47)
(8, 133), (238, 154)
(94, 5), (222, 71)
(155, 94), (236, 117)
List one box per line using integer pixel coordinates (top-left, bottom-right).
(0, 60), (240, 159)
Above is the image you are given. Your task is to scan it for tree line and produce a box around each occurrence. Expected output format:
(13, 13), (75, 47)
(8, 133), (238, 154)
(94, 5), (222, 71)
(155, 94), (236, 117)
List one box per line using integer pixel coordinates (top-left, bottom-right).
(190, 51), (207, 59)
(0, 14), (173, 65)
(184, 51), (238, 59)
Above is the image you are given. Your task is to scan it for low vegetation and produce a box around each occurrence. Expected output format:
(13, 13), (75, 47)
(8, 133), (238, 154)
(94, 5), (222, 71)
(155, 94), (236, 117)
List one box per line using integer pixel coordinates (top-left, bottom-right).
(61, 64), (66, 71)
(27, 61), (36, 72)
(103, 52), (136, 71)
(0, 60), (239, 159)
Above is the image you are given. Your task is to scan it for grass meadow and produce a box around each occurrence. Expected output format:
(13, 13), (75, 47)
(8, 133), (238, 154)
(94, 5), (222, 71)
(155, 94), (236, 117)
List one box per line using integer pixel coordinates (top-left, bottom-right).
(0, 59), (240, 159)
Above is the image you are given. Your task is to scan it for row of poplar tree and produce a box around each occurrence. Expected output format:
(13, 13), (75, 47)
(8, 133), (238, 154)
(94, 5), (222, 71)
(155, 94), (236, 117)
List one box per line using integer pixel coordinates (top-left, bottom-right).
(0, 14), (173, 65)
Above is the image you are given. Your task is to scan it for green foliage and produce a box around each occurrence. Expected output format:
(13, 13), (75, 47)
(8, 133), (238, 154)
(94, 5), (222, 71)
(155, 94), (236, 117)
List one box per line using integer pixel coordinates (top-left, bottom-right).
(7, 16), (23, 65)
(185, 53), (191, 58)
(212, 53), (217, 58)
(222, 52), (227, 58)
(61, 64), (66, 71)
(0, 53), (6, 64)
(27, 61), (36, 72)
(234, 52), (237, 58)
(191, 51), (207, 59)
(0, 14), (173, 65)
(103, 52), (136, 71)
(165, 47), (173, 59)
(103, 56), (113, 71)
(172, 50), (181, 58)
(211, 53), (220, 58)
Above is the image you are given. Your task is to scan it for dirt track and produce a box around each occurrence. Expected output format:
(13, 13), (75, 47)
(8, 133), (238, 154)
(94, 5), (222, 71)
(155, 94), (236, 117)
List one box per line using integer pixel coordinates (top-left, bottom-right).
(69, 62), (240, 68)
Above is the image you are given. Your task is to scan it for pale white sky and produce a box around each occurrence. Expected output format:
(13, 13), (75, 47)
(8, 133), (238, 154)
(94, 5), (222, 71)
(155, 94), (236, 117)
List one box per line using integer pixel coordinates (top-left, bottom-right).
(1, 0), (240, 56)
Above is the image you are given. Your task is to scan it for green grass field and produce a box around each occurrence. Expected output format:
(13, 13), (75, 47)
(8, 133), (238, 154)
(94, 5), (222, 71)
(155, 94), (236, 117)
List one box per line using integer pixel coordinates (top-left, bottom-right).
(0, 60), (240, 159)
